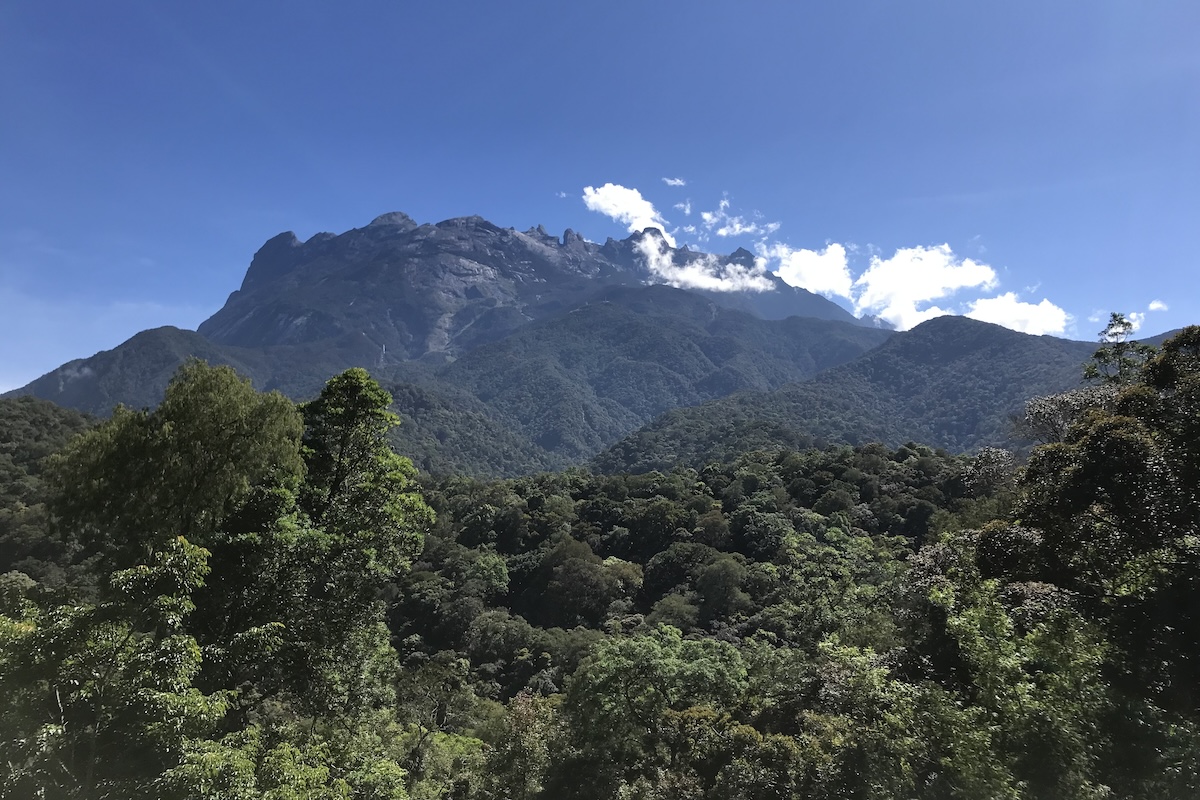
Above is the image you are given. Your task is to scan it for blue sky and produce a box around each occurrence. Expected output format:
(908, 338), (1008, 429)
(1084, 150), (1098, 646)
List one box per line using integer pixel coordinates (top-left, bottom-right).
(2, 1), (1197, 390)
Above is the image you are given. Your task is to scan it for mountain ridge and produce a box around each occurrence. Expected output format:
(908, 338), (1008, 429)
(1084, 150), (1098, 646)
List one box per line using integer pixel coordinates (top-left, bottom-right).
(3, 212), (1155, 478)
(593, 314), (1099, 473)
(198, 214), (867, 363)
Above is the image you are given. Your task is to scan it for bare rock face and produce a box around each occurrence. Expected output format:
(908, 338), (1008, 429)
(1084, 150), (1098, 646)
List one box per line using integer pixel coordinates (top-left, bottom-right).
(197, 212), (865, 363)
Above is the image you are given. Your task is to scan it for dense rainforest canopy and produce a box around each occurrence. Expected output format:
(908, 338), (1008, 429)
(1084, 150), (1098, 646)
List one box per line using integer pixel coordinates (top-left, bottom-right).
(1, 322), (1198, 798)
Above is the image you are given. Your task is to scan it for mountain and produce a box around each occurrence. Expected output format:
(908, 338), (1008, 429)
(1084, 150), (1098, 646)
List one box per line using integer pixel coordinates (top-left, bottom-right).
(198, 214), (865, 364)
(5, 212), (1128, 478)
(593, 315), (1098, 473)
(12, 325), (437, 417)
(376, 284), (891, 474)
(6, 214), (892, 474)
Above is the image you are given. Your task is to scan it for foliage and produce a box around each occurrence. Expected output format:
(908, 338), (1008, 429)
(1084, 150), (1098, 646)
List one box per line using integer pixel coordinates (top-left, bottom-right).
(0, 537), (225, 800)
(44, 359), (305, 565)
(1083, 312), (1157, 385)
(5, 327), (1200, 798)
(0, 396), (94, 587)
(1, 362), (432, 798)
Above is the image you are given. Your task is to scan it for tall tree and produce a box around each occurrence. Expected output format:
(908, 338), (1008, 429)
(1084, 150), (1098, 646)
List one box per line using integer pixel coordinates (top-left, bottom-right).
(8, 362), (432, 797)
(1083, 312), (1156, 386)
(44, 360), (304, 567)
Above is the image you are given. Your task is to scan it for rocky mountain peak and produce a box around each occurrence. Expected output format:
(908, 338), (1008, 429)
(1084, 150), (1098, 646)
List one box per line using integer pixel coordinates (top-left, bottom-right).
(367, 211), (418, 230)
(728, 247), (757, 267)
(435, 215), (500, 233)
(240, 231), (304, 291)
(198, 211), (873, 360)
(523, 224), (560, 246)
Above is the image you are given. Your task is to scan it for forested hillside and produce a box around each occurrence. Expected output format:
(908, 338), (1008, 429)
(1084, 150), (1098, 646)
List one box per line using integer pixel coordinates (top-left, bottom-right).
(2, 322), (1198, 798)
(8, 285), (891, 476)
(596, 315), (1097, 473)
(432, 287), (891, 463)
(0, 397), (94, 588)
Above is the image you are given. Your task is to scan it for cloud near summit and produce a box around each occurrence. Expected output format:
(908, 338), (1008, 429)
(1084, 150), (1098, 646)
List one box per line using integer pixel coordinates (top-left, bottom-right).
(965, 293), (1071, 336)
(759, 242), (853, 300)
(759, 240), (1070, 334)
(635, 235), (774, 293)
(582, 184), (675, 246)
(852, 244), (998, 330)
(583, 183), (775, 292)
(582, 181), (1073, 335)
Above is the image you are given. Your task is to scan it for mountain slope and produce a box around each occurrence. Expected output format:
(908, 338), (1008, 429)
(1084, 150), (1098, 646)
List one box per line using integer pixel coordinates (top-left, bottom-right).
(12, 327), (263, 415)
(594, 315), (1098, 473)
(381, 382), (564, 477)
(435, 285), (891, 461)
(6, 285), (889, 475)
(9, 326), (439, 417)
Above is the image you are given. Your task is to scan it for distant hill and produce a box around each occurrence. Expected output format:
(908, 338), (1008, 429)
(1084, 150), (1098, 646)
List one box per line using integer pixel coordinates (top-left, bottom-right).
(11, 326), (434, 417)
(593, 316), (1098, 473)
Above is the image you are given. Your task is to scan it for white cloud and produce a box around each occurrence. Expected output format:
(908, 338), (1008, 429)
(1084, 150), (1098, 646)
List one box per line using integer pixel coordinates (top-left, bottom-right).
(1127, 311), (1146, 332)
(852, 244), (998, 330)
(965, 292), (1071, 335)
(699, 197), (780, 238)
(555, 191), (568, 198)
(582, 183), (675, 246)
(634, 234), (773, 293)
(1149, 299), (1168, 312)
(662, 177), (687, 187)
(581, 182), (1074, 336)
(758, 242), (853, 300)
(717, 218), (779, 237)
(699, 198), (729, 229)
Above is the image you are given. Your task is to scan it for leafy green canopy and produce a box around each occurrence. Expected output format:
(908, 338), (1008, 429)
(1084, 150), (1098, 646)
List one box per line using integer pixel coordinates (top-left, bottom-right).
(1, 362), (432, 799)
(0, 396), (93, 587)
(44, 360), (305, 564)
(3, 325), (1200, 799)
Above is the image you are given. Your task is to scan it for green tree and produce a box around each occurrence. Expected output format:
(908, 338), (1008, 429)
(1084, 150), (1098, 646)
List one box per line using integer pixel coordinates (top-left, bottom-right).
(44, 360), (304, 567)
(0, 537), (226, 800)
(1083, 312), (1156, 386)
(7, 362), (433, 798)
(482, 691), (558, 800)
(193, 367), (432, 721)
(547, 625), (748, 798)
(1019, 327), (1200, 726)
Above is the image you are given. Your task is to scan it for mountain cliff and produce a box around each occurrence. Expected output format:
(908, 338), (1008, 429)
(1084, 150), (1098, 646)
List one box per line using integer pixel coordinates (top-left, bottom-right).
(198, 214), (865, 364)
